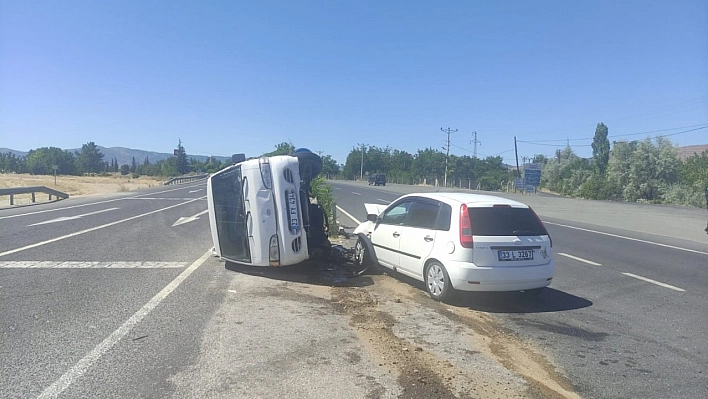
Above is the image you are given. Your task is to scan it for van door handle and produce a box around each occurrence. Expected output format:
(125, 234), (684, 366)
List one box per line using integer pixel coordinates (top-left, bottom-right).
(424, 236), (434, 242)
(392, 232), (400, 238)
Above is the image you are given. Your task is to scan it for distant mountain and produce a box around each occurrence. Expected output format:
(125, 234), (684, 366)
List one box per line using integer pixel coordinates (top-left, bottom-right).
(0, 146), (231, 166)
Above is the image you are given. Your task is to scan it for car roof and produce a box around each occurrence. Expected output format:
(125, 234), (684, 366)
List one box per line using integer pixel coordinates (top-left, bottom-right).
(402, 192), (529, 208)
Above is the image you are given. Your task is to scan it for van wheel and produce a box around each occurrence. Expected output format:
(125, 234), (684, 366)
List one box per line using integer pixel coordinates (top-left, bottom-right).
(352, 237), (372, 275)
(425, 261), (453, 301)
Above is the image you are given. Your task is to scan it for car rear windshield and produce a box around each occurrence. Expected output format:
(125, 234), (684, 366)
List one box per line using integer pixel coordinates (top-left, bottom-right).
(468, 206), (548, 236)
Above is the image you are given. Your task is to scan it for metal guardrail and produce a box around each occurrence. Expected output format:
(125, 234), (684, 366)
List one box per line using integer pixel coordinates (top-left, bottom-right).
(0, 186), (69, 206)
(163, 174), (210, 186)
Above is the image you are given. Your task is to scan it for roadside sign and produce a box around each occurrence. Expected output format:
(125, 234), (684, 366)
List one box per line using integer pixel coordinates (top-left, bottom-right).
(524, 163), (542, 187)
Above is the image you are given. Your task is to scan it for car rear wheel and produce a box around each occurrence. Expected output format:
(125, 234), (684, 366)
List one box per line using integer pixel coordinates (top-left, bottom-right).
(425, 261), (453, 301)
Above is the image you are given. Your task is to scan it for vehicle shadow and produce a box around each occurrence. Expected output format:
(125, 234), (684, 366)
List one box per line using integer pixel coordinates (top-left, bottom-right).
(225, 258), (375, 288)
(448, 288), (593, 314)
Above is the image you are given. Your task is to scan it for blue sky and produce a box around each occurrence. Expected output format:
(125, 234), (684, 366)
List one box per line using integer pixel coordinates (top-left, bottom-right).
(1, 0), (707, 166)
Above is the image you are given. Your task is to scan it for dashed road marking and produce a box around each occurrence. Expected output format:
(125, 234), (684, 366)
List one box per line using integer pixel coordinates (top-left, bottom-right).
(622, 272), (686, 292)
(557, 252), (602, 266)
(0, 261), (187, 269)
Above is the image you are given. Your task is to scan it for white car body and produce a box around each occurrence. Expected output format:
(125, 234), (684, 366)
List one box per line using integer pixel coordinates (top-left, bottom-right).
(354, 192), (554, 300)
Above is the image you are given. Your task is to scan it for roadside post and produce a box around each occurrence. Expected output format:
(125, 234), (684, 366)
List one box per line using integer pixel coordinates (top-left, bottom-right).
(53, 165), (58, 185)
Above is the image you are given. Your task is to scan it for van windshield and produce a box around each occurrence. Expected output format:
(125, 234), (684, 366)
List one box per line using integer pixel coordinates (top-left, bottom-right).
(468, 207), (548, 236)
(211, 166), (251, 263)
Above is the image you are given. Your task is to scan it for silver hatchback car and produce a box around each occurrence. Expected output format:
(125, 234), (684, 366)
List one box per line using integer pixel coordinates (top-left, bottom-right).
(353, 192), (554, 301)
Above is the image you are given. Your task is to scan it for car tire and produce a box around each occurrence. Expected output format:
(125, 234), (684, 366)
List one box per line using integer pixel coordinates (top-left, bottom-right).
(353, 237), (373, 275)
(425, 261), (453, 302)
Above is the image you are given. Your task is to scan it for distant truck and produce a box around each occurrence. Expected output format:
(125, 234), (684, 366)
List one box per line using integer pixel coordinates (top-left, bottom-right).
(207, 149), (329, 266)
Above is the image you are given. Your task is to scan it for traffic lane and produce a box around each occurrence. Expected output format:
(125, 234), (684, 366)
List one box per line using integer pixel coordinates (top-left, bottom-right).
(330, 182), (398, 225)
(0, 266), (189, 399)
(0, 200), (213, 399)
(0, 184), (207, 247)
(48, 253), (228, 399)
(0, 200), (212, 263)
(543, 221), (707, 295)
(0, 196), (208, 259)
(490, 258), (707, 399)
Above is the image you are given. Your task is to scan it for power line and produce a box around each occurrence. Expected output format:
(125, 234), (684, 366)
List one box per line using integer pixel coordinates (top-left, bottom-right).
(518, 122), (708, 144)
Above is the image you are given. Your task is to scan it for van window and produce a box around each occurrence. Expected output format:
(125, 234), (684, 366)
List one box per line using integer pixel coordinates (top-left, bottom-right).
(210, 166), (251, 263)
(468, 207), (547, 236)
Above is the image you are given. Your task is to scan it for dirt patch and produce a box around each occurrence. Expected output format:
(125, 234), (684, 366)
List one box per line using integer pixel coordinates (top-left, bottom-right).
(0, 173), (166, 205)
(319, 264), (581, 399)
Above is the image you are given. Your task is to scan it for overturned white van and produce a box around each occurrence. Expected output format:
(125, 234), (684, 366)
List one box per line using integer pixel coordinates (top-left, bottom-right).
(207, 149), (328, 266)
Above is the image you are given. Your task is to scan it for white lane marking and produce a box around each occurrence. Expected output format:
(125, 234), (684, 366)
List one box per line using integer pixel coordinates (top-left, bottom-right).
(0, 183), (205, 221)
(376, 199), (392, 204)
(557, 252), (603, 266)
(126, 197), (205, 201)
(172, 209), (209, 226)
(544, 221), (708, 256)
(28, 208), (120, 226)
(336, 206), (361, 225)
(35, 249), (212, 399)
(0, 197), (204, 258)
(352, 192), (361, 196)
(188, 189), (203, 193)
(0, 261), (187, 269)
(622, 272), (686, 292)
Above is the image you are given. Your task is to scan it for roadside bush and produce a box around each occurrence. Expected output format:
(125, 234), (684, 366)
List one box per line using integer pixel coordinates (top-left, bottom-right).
(660, 184), (705, 208)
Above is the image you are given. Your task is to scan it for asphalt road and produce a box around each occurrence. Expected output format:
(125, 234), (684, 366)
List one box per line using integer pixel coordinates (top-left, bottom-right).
(1, 180), (706, 398)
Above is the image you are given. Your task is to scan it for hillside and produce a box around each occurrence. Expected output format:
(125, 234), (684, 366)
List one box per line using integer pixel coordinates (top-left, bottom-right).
(0, 146), (231, 166)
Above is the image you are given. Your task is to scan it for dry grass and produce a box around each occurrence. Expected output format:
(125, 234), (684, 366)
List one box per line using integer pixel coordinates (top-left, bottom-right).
(0, 173), (166, 206)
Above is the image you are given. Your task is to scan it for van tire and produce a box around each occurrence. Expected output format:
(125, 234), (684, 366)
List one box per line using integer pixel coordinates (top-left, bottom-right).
(425, 261), (453, 302)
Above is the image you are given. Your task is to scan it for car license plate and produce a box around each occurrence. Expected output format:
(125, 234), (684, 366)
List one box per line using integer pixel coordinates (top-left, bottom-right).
(286, 192), (299, 231)
(498, 249), (534, 261)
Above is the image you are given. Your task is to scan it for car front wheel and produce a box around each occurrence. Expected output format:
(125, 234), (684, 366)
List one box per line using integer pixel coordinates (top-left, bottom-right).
(425, 261), (453, 301)
(352, 237), (373, 275)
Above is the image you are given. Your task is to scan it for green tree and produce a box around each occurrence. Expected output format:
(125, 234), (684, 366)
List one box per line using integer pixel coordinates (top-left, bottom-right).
(120, 164), (130, 175)
(262, 142), (296, 157)
(606, 137), (680, 202)
(592, 122), (610, 175)
(26, 147), (76, 175)
(76, 142), (104, 174)
(176, 139), (189, 174)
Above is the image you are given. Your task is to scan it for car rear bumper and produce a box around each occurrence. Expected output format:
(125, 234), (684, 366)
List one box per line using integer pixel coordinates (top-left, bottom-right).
(445, 260), (555, 292)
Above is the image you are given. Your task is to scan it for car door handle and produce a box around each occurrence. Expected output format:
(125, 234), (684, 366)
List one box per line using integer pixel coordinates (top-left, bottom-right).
(392, 232), (400, 238)
(424, 236), (434, 242)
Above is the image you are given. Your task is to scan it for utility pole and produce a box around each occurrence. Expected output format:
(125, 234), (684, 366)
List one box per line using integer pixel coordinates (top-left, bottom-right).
(360, 144), (365, 182)
(470, 131), (481, 158)
(441, 127), (457, 187)
(514, 136), (521, 178)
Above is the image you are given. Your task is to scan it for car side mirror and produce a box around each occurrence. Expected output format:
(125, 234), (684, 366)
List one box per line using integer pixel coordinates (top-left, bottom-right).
(367, 214), (378, 222)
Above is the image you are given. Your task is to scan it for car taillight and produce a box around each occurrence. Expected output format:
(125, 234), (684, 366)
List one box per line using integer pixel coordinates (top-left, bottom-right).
(269, 234), (280, 266)
(530, 207), (552, 247)
(459, 204), (474, 248)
